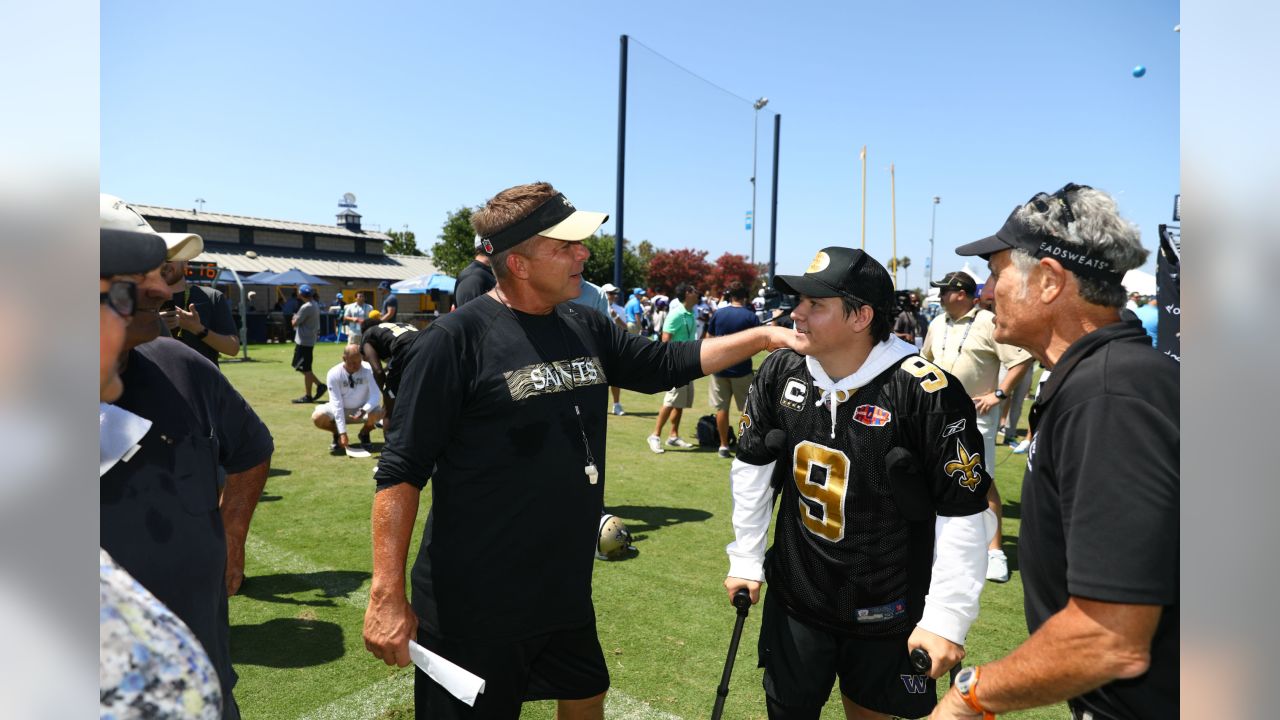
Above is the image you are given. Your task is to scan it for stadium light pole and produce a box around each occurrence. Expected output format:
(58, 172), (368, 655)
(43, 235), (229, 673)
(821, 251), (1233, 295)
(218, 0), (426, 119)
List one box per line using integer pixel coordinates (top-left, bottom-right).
(614, 34), (629, 290)
(928, 196), (940, 286)
(768, 113), (781, 285)
(750, 97), (768, 268)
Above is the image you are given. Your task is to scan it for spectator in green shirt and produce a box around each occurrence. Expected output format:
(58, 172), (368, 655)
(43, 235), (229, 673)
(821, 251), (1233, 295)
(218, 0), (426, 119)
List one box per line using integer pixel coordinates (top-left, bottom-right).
(647, 283), (700, 453)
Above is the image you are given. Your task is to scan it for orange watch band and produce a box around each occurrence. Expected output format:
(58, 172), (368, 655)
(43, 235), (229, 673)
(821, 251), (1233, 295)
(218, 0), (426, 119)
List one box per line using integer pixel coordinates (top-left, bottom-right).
(957, 665), (996, 719)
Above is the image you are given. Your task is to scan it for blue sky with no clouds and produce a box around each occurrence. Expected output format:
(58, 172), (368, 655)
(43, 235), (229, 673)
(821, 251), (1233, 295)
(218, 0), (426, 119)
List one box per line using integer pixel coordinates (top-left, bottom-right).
(102, 0), (1178, 286)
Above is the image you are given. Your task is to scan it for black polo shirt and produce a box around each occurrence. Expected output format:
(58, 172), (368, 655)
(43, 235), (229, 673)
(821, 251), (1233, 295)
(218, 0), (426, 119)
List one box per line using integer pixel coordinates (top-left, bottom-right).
(1020, 321), (1178, 720)
(101, 338), (274, 719)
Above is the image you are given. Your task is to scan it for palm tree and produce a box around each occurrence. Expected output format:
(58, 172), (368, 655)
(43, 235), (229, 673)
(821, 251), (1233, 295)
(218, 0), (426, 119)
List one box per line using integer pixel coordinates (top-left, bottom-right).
(901, 256), (912, 287)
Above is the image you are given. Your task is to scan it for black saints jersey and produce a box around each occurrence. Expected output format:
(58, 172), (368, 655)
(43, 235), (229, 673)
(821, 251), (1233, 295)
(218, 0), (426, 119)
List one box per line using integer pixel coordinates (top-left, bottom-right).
(362, 322), (419, 362)
(737, 349), (991, 637)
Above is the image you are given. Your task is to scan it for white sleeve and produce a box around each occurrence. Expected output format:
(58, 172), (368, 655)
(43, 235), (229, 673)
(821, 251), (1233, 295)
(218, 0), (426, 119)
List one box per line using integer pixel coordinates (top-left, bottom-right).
(725, 458), (776, 582)
(326, 365), (348, 434)
(917, 511), (990, 645)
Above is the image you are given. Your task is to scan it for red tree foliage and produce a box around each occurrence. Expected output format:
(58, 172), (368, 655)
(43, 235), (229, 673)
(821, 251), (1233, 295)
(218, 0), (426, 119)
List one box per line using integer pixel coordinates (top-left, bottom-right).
(707, 252), (763, 295)
(646, 248), (712, 295)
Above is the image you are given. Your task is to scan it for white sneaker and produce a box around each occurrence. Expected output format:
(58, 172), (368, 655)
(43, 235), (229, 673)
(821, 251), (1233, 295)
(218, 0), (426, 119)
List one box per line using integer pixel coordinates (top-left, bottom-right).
(987, 549), (1011, 583)
(612, 403), (625, 416)
(665, 436), (693, 449)
(647, 435), (665, 454)
(1012, 438), (1031, 454)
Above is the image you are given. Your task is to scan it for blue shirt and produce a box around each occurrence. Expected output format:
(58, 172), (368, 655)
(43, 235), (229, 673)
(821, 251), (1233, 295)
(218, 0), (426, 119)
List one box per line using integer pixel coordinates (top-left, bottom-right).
(1133, 304), (1158, 346)
(707, 305), (760, 377)
(624, 296), (644, 324)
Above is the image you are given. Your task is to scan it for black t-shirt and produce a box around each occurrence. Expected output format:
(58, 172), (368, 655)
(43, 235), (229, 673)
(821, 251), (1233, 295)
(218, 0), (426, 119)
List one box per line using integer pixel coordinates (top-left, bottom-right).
(1021, 321), (1178, 720)
(454, 260), (496, 307)
(172, 284), (237, 365)
(375, 295), (703, 640)
(100, 338), (274, 716)
(737, 349), (991, 637)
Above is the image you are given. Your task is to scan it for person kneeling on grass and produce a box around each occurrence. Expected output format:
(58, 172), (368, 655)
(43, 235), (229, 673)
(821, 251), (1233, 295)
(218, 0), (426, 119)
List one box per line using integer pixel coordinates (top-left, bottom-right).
(312, 344), (384, 454)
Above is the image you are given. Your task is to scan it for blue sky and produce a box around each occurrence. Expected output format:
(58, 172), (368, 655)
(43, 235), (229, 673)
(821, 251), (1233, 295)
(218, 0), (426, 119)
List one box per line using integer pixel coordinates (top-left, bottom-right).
(102, 0), (1178, 287)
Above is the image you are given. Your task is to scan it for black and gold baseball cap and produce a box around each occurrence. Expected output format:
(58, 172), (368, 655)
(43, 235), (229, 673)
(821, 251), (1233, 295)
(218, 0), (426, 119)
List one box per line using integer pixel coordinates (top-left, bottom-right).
(930, 270), (978, 295)
(773, 247), (894, 308)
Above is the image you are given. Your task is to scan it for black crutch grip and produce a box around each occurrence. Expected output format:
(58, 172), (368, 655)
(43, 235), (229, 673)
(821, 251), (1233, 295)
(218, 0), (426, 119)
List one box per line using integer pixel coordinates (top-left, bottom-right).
(712, 589), (755, 720)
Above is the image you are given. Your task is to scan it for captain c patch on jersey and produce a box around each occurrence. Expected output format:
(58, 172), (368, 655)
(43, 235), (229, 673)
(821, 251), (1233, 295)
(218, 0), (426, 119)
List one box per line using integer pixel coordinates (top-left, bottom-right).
(780, 378), (808, 412)
(944, 440), (984, 492)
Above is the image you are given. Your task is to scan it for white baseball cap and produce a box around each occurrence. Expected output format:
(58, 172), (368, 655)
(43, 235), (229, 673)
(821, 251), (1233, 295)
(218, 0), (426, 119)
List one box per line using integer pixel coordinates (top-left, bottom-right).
(601, 283), (619, 294)
(100, 193), (204, 262)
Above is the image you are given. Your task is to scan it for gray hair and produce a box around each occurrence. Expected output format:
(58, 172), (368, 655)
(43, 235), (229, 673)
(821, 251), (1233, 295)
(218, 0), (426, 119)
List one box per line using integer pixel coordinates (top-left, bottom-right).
(1012, 186), (1148, 307)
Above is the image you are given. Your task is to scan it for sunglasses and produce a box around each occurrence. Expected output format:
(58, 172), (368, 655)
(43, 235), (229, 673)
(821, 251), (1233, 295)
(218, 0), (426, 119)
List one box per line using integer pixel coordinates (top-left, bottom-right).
(1027, 183), (1093, 226)
(101, 280), (138, 318)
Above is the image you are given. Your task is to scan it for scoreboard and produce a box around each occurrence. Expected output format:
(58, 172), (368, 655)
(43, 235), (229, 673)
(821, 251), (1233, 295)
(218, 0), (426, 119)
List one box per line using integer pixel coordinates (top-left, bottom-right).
(185, 261), (219, 284)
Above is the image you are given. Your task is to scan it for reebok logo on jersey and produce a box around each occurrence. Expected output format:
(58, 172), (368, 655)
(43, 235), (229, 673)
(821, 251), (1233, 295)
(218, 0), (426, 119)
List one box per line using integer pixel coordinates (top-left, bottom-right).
(504, 357), (607, 401)
(944, 440), (984, 492)
(942, 418), (966, 438)
(852, 404), (892, 427)
(900, 674), (929, 694)
(781, 378), (808, 412)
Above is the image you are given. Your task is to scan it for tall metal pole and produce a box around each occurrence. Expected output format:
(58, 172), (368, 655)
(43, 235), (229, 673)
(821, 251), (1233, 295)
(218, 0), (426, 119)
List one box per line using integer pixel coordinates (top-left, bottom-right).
(751, 98), (768, 267)
(928, 196), (940, 286)
(614, 35), (629, 290)
(768, 113), (781, 284)
(890, 163), (897, 288)
(860, 146), (867, 250)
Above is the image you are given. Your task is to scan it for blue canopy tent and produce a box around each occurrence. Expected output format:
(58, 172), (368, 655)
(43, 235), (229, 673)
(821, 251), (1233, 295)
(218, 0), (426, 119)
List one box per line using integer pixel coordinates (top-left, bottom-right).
(390, 273), (455, 294)
(253, 268), (331, 286)
(243, 270), (281, 284)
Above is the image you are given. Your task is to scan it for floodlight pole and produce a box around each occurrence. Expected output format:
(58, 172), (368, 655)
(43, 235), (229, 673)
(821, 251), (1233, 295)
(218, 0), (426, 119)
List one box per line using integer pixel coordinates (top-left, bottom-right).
(928, 196), (940, 286)
(614, 34), (629, 290)
(768, 113), (781, 285)
(751, 97), (768, 267)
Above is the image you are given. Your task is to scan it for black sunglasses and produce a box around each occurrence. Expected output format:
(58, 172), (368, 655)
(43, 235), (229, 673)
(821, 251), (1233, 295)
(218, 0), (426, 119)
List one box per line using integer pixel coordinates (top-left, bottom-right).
(1028, 183), (1093, 226)
(101, 280), (138, 318)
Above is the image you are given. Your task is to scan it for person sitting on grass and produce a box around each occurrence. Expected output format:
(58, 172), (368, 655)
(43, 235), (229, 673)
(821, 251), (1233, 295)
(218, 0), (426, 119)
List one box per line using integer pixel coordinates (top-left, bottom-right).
(312, 344), (384, 454)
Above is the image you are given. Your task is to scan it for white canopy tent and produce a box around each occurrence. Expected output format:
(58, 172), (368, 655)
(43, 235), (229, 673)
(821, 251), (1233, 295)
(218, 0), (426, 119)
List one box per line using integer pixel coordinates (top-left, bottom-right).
(1122, 268), (1158, 296)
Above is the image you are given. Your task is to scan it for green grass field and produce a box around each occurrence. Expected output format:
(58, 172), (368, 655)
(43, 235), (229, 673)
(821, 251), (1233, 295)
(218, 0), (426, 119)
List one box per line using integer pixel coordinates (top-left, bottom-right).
(223, 342), (1066, 719)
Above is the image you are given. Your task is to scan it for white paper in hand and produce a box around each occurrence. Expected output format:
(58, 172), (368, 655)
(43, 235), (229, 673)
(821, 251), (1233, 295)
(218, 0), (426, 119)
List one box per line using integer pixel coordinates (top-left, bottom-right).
(345, 446), (372, 458)
(408, 640), (485, 706)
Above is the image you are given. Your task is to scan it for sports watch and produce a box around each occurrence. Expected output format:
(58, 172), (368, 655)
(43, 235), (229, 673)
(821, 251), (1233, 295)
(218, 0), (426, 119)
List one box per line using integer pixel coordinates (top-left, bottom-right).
(993, 388), (1008, 400)
(954, 666), (995, 719)
(195, 327), (210, 340)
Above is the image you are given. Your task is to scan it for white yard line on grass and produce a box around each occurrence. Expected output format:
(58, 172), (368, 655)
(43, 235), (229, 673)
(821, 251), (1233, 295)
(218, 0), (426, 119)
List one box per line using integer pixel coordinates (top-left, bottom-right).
(296, 674), (681, 720)
(248, 536), (683, 720)
(295, 670), (412, 720)
(244, 534), (369, 609)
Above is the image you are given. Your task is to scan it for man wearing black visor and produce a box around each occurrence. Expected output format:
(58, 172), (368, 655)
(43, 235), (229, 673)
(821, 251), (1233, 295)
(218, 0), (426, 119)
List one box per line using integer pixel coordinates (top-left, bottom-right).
(929, 185), (1177, 720)
(365, 181), (802, 719)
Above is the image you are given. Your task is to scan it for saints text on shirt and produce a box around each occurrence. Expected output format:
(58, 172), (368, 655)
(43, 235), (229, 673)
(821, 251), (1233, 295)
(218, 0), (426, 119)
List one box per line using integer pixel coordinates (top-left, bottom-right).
(505, 357), (608, 401)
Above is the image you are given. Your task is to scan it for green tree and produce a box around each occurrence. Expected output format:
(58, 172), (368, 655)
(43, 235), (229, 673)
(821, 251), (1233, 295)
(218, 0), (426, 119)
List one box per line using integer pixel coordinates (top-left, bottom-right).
(430, 206), (479, 276)
(385, 227), (423, 256)
(582, 234), (647, 291)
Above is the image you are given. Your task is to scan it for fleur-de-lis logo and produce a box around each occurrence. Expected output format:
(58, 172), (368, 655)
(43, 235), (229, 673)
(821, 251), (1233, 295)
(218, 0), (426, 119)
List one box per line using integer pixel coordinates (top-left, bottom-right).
(944, 441), (983, 491)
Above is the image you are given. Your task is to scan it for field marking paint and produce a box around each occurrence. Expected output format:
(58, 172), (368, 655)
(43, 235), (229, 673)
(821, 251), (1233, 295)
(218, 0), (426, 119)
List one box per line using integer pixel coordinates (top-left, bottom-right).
(295, 675), (681, 720)
(295, 670), (412, 720)
(605, 688), (684, 719)
(247, 537), (683, 720)
(244, 534), (369, 609)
